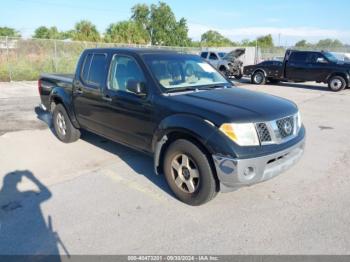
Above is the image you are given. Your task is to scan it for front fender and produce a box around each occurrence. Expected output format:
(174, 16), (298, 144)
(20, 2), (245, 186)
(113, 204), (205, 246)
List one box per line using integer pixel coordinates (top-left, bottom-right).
(152, 114), (219, 174)
(50, 87), (80, 128)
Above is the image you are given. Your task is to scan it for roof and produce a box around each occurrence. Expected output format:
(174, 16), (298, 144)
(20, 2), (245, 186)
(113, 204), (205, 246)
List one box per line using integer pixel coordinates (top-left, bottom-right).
(83, 47), (184, 55)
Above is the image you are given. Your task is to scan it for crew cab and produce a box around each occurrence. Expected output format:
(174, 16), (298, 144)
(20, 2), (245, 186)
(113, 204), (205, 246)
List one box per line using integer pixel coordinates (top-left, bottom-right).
(200, 49), (245, 79)
(39, 48), (305, 205)
(243, 50), (350, 91)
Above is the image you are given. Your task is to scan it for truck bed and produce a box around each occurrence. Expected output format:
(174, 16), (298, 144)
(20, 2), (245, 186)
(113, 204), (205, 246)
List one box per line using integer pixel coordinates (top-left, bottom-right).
(39, 73), (74, 111)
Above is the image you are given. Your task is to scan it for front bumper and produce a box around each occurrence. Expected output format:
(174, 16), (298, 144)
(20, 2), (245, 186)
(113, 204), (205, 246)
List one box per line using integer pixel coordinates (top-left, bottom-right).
(213, 137), (305, 192)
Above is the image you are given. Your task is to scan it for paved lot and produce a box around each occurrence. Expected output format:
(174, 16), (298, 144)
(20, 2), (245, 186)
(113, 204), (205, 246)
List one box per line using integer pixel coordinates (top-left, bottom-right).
(0, 79), (350, 255)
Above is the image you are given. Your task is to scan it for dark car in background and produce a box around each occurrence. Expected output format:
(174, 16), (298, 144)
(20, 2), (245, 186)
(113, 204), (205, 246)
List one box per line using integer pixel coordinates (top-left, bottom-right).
(244, 50), (350, 91)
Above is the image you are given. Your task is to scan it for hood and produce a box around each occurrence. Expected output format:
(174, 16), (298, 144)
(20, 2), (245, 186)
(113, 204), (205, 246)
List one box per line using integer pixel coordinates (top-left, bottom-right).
(170, 87), (298, 124)
(223, 48), (246, 61)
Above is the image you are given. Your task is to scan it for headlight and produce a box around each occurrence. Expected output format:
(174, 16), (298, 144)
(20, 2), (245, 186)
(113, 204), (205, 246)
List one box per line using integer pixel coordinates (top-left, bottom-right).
(219, 123), (259, 146)
(296, 111), (302, 129)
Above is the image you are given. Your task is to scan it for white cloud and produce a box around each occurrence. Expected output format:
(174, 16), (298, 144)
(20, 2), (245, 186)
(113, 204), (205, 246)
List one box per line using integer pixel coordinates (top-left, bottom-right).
(188, 23), (350, 44)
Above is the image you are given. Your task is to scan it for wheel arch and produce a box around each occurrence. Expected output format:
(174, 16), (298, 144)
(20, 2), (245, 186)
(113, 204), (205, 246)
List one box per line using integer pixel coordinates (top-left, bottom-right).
(326, 72), (349, 84)
(152, 115), (219, 185)
(252, 68), (267, 76)
(49, 87), (80, 128)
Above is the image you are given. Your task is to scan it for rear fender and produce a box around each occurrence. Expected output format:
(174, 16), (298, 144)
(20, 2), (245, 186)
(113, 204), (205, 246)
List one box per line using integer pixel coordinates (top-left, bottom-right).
(50, 87), (80, 128)
(326, 72), (350, 85)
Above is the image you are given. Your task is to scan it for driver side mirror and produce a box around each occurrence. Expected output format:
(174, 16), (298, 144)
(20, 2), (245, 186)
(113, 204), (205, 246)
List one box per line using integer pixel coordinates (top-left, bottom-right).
(126, 79), (147, 97)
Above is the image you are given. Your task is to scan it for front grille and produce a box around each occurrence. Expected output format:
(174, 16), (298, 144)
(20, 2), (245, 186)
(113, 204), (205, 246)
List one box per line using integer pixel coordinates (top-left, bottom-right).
(256, 123), (272, 142)
(276, 116), (294, 138)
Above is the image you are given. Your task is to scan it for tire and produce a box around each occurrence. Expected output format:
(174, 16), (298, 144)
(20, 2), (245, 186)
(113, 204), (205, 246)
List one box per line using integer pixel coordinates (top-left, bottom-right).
(52, 103), (80, 143)
(251, 71), (266, 85)
(163, 139), (218, 205)
(328, 76), (346, 92)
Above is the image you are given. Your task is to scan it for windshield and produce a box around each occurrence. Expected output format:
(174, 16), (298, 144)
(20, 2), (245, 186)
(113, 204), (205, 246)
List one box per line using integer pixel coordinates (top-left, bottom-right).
(143, 54), (229, 92)
(323, 52), (339, 63)
(218, 52), (227, 58)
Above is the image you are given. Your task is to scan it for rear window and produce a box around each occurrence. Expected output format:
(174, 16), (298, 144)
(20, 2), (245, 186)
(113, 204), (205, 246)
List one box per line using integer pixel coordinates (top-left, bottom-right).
(81, 53), (107, 87)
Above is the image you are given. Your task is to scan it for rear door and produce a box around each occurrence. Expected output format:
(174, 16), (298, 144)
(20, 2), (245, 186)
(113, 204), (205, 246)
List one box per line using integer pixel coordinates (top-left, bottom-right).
(73, 52), (108, 133)
(285, 52), (309, 80)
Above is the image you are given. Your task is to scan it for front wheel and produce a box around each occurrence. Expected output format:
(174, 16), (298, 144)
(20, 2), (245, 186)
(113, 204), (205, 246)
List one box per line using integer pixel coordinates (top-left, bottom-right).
(328, 76), (346, 92)
(251, 71), (266, 85)
(53, 104), (80, 143)
(163, 139), (218, 205)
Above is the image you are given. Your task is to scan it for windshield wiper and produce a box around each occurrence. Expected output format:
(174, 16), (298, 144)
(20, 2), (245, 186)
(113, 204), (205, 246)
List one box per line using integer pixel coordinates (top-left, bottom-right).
(166, 86), (198, 93)
(199, 84), (230, 90)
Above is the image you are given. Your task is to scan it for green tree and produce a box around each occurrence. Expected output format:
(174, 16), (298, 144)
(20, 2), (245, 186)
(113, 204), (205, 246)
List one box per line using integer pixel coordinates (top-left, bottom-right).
(256, 34), (274, 48)
(295, 39), (310, 47)
(316, 38), (343, 48)
(0, 27), (20, 37)
(33, 26), (60, 39)
(72, 20), (100, 42)
(200, 30), (233, 47)
(131, 1), (190, 46)
(105, 21), (149, 44)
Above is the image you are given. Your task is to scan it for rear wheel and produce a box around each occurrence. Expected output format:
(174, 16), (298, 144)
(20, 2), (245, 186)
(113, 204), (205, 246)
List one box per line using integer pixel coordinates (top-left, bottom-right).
(328, 76), (346, 92)
(251, 71), (266, 85)
(163, 139), (218, 205)
(53, 104), (80, 143)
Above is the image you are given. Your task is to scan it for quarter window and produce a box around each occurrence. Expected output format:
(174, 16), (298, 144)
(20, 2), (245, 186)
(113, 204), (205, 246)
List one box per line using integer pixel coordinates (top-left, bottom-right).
(108, 55), (145, 92)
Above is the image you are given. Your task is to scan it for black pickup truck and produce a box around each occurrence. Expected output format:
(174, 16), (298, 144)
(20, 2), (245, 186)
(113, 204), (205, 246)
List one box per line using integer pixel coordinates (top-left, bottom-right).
(39, 48), (305, 205)
(244, 50), (350, 91)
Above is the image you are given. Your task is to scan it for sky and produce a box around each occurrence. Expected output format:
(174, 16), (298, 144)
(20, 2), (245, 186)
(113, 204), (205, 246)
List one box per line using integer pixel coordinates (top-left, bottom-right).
(1, 0), (350, 45)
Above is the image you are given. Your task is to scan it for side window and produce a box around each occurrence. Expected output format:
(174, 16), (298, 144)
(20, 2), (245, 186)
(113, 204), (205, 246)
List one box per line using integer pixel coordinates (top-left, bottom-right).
(200, 52), (208, 59)
(289, 52), (307, 62)
(88, 54), (107, 87)
(209, 52), (218, 60)
(81, 54), (93, 82)
(108, 55), (145, 92)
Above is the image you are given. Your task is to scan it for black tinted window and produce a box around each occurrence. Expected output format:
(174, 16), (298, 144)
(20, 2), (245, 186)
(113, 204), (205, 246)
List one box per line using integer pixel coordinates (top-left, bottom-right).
(290, 52), (307, 62)
(200, 52), (208, 59)
(209, 53), (218, 60)
(306, 53), (325, 63)
(88, 54), (107, 86)
(81, 54), (92, 82)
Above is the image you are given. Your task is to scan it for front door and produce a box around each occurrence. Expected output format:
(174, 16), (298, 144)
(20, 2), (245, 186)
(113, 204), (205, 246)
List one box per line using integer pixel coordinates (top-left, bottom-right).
(98, 54), (156, 151)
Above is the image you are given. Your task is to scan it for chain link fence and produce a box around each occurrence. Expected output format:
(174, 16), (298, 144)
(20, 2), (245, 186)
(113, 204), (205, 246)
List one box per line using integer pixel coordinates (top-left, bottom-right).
(1, 37), (350, 81)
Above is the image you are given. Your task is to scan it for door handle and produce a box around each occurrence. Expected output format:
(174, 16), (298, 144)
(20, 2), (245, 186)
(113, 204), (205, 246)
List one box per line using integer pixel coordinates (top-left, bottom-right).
(102, 95), (112, 102)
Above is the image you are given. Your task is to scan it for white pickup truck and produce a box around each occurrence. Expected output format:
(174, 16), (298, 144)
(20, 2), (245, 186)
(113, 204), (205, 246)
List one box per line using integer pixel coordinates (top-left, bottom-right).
(200, 48), (246, 79)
